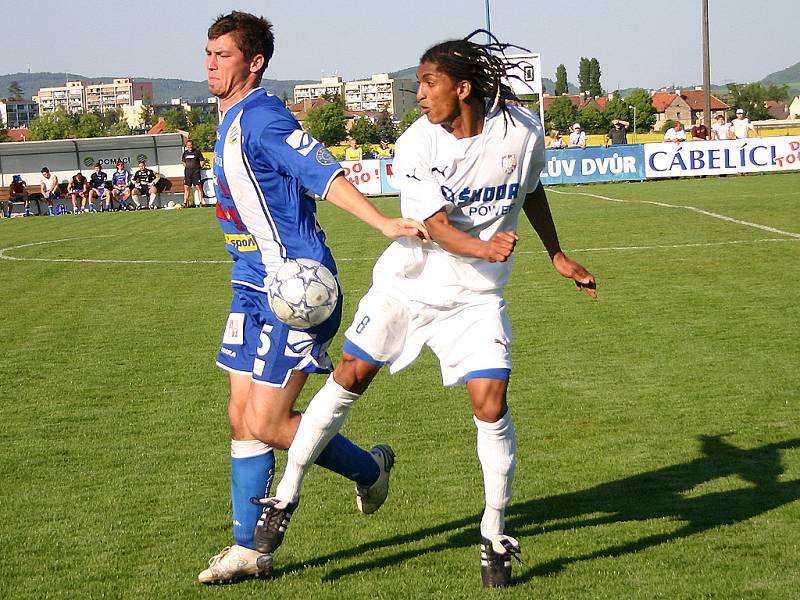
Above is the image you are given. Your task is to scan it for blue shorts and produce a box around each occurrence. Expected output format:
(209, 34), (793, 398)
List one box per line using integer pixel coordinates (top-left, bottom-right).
(216, 285), (342, 387)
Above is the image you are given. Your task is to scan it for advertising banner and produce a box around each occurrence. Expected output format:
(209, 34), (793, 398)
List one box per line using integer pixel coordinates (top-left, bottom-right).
(379, 159), (399, 194)
(540, 145), (646, 185)
(340, 159), (383, 195)
(644, 136), (800, 178)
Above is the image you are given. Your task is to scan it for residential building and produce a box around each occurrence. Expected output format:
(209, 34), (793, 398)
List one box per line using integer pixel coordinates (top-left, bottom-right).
(651, 89), (728, 130)
(36, 78), (153, 116)
(85, 78), (152, 114)
(122, 97), (218, 129)
(790, 96), (800, 119)
(0, 98), (39, 128)
(36, 80), (86, 114)
(294, 76), (345, 104)
(344, 74), (417, 118)
(765, 100), (789, 120)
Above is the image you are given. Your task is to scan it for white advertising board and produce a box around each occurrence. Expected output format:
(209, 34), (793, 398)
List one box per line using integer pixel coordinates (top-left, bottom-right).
(645, 136), (800, 178)
(340, 159), (383, 196)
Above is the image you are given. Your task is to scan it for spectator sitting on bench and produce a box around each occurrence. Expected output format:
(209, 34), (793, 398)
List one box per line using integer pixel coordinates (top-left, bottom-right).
(39, 167), (62, 216)
(68, 171), (89, 214)
(6, 175), (28, 218)
(130, 160), (159, 209)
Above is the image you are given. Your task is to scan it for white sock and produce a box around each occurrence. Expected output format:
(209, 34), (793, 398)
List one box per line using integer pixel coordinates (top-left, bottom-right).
(149, 192), (157, 207)
(230, 438), (272, 458)
(275, 375), (360, 502)
(474, 411), (517, 538)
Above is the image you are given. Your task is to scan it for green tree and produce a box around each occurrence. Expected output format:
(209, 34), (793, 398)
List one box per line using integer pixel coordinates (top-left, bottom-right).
(764, 83), (790, 102)
(304, 102), (347, 146)
(397, 108), (421, 135)
(603, 95), (631, 123)
(726, 82), (785, 120)
(7, 80), (23, 100)
(139, 95), (155, 130)
(29, 108), (74, 140)
(625, 88), (656, 132)
(577, 104), (607, 134)
(163, 110), (189, 132)
(375, 109), (398, 142)
(545, 96), (578, 133)
(190, 122), (218, 152)
(75, 112), (105, 138)
(108, 122), (132, 137)
(349, 116), (378, 145)
(0, 127), (9, 142)
(588, 58), (602, 97)
(555, 64), (568, 96)
(578, 57), (591, 95)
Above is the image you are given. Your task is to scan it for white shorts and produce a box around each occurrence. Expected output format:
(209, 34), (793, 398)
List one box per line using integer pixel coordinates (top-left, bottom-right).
(343, 288), (512, 387)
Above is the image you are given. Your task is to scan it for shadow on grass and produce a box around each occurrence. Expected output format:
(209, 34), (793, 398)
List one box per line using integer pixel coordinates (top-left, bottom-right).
(273, 435), (800, 582)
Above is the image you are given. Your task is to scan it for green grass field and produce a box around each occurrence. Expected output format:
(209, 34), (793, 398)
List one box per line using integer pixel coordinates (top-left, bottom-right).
(1, 173), (799, 599)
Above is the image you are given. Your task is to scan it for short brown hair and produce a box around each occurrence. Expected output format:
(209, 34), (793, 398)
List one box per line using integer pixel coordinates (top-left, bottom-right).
(208, 11), (274, 70)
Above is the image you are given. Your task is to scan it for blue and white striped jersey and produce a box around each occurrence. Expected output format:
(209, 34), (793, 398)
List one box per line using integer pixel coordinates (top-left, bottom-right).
(213, 88), (343, 291)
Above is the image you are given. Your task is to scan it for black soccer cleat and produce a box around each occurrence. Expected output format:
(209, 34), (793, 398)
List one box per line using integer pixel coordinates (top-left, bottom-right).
(252, 497), (298, 554)
(480, 535), (521, 588)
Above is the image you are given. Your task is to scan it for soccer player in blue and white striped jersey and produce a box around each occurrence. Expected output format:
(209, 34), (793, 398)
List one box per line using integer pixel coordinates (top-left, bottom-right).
(197, 11), (426, 585)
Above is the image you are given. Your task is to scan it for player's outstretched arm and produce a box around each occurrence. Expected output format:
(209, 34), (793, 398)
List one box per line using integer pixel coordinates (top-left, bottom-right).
(424, 210), (518, 263)
(325, 175), (428, 240)
(524, 183), (597, 299)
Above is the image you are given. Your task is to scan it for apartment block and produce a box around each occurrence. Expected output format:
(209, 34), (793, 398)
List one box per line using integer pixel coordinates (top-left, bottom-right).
(0, 98), (39, 128)
(293, 74), (417, 118)
(36, 78), (153, 115)
(344, 74), (417, 118)
(293, 76), (346, 104)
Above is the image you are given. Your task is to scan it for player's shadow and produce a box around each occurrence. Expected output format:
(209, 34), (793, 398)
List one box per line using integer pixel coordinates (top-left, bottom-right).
(274, 435), (800, 582)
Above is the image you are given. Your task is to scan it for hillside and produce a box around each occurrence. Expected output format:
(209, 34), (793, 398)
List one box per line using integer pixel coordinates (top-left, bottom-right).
(0, 72), (313, 104)
(761, 60), (800, 95)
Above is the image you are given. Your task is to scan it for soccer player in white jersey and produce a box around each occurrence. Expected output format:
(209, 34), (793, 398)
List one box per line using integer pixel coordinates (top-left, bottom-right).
(254, 32), (597, 588)
(197, 12), (425, 585)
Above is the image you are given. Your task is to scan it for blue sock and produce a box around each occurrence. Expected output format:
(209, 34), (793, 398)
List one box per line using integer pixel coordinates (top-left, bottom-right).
(230, 450), (274, 549)
(315, 433), (379, 486)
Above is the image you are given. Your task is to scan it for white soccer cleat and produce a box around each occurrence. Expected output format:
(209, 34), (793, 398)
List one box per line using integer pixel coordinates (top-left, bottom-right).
(197, 544), (272, 585)
(356, 444), (395, 514)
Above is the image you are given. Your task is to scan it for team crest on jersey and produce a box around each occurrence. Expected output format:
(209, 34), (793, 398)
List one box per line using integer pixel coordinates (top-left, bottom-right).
(501, 154), (517, 174)
(227, 126), (240, 145)
(316, 146), (337, 166)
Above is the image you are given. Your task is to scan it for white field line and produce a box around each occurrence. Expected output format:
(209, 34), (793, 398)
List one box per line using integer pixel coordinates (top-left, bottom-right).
(548, 188), (800, 239)
(1, 235), (798, 265)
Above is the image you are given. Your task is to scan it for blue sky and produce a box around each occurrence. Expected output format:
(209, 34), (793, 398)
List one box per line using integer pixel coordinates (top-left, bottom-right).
(3, 0), (798, 89)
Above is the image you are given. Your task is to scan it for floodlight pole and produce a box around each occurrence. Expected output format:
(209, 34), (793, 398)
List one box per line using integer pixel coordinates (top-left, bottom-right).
(702, 0), (712, 128)
(629, 105), (637, 143)
(485, 0), (492, 43)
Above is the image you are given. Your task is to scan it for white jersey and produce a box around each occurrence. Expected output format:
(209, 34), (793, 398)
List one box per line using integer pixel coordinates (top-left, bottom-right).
(374, 105), (545, 306)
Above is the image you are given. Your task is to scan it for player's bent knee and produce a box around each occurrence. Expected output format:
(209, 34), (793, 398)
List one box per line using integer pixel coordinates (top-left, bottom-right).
(335, 353), (381, 394)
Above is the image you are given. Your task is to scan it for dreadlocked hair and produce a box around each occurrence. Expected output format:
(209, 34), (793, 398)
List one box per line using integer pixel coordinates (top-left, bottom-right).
(420, 29), (532, 129)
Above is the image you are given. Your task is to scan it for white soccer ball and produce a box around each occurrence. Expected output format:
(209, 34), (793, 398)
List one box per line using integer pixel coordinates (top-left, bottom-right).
(267, 258), (339, 329)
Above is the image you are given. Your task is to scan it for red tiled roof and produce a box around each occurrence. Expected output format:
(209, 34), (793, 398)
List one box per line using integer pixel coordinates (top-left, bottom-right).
(765, 100), (789, 120)
(6, 128), (30, 142)
(148, 118), (166, 135)
(651, 92), (679, 113)
(679, 90), (729, 111)
(288, 97), (331, 121)
(651, 90), (729, 113)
